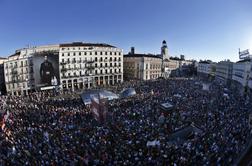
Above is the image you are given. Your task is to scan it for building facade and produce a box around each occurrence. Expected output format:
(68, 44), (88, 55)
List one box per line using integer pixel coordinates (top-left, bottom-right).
(124, 41), (194, 80)
(232, 59), (251, 95)
(197, 61), (216, 81)
(59, 42), (123, 90)
(4, 45), (59, 95)
(3, 42), (123, 95)
(215, 60), (233, 86)
(124, 54), (162, 80)
(0, 57), (7, 95)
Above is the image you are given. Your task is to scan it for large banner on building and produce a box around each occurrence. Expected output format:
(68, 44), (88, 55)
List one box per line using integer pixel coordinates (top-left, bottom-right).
(33, 51), (60, 88)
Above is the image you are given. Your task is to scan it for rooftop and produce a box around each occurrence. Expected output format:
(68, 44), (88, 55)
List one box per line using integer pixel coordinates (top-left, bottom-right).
(124, 53), (162, 59)
(60, 42), (116, 48)
(236, 59), (251, 63)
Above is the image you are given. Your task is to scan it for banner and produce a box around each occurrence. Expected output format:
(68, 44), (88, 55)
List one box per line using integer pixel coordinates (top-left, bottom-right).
(91, 95), (100, 122)
(33, 51), (60, 88)
(90, 94), (108, 123)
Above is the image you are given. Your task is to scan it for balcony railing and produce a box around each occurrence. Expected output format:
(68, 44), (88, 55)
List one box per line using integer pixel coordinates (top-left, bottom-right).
(86, 60), (95, 64)
(86, 66), (95, 70)
(61, 68), (67, 72)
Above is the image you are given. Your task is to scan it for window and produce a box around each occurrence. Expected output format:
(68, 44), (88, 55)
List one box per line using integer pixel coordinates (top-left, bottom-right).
(73, 52), (76, 56)
(95, 57), (97, 62)
(100, 63), (103, 67)
(84, 52), (87, 55)
(105, 63), (107, 67)
(100, 52), (103, 55)
(114, 57), (117, 61)
(100, 57), (103, 61)
(114, 52), (117, 55)
(68, 53), (70, 56)
(90, 52), (92, 55)
(105, 69), (107, 74)
(95, 52), (97, 55)
(110, 52), (112, 55)
(105, 52), (107, 55)
(100, 70), (103, 74)
(79, 52), (81, 56)
(110, 57), (112, 61)
(62, 53), (64, 56)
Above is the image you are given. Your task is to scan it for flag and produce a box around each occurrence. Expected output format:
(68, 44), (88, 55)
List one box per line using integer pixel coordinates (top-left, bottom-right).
(91, 95), (100, 122)
(90, 93), (108, 123)
(99, 97), (108, 123)
(1, 110), (10, 131)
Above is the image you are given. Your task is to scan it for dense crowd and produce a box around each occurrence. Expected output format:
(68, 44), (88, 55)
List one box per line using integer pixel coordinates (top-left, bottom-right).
(0, 78), (252, 165)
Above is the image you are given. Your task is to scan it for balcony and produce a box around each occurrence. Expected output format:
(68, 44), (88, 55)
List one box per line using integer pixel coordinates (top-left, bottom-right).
(61, 68), (67, 72)
(86, 66), (95, 70)
(11, 71), (18, 75)
(60, 62), (67, 65)
(86, 60), (95, 64)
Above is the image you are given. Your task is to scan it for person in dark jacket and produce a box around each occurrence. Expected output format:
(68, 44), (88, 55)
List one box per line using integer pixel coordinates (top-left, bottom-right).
(40, 56), (54, 85)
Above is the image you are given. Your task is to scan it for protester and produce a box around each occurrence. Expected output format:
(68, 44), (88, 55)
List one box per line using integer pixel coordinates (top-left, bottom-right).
(0, 78), (251, 165)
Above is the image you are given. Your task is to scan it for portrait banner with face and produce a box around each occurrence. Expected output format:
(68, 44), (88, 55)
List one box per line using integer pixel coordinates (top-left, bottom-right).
(33, 51), (60, 88)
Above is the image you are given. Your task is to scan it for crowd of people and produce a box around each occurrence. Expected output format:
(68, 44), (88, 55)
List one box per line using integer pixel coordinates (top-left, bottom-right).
(0, 78), (252, 165)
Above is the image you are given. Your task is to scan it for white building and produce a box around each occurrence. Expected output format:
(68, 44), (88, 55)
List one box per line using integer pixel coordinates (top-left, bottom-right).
(232, 59), (251, 94)
(4, 45), (59, 95)
(215, 60), (233, 85)
(4, 42), (123, 95)
(197, 61), (216, 80)
(59, 42), (123, 90)
(124, 54), (162, 80)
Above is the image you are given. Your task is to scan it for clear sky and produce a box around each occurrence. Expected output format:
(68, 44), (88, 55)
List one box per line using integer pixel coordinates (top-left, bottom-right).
(0, 0), (252, 62)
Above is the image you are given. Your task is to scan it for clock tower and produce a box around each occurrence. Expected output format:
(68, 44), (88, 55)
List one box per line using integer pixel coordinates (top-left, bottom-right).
(161, 40), (169, 60)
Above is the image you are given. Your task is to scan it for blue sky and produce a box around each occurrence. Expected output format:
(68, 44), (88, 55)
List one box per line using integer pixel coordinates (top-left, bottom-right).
(0, 0), (252, 62)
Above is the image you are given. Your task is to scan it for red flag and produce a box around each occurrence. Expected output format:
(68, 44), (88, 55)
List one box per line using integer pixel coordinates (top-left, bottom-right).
(99, 97), (108, 123)
(90, 94), (108, 123)
(91, 95), (100, 122)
